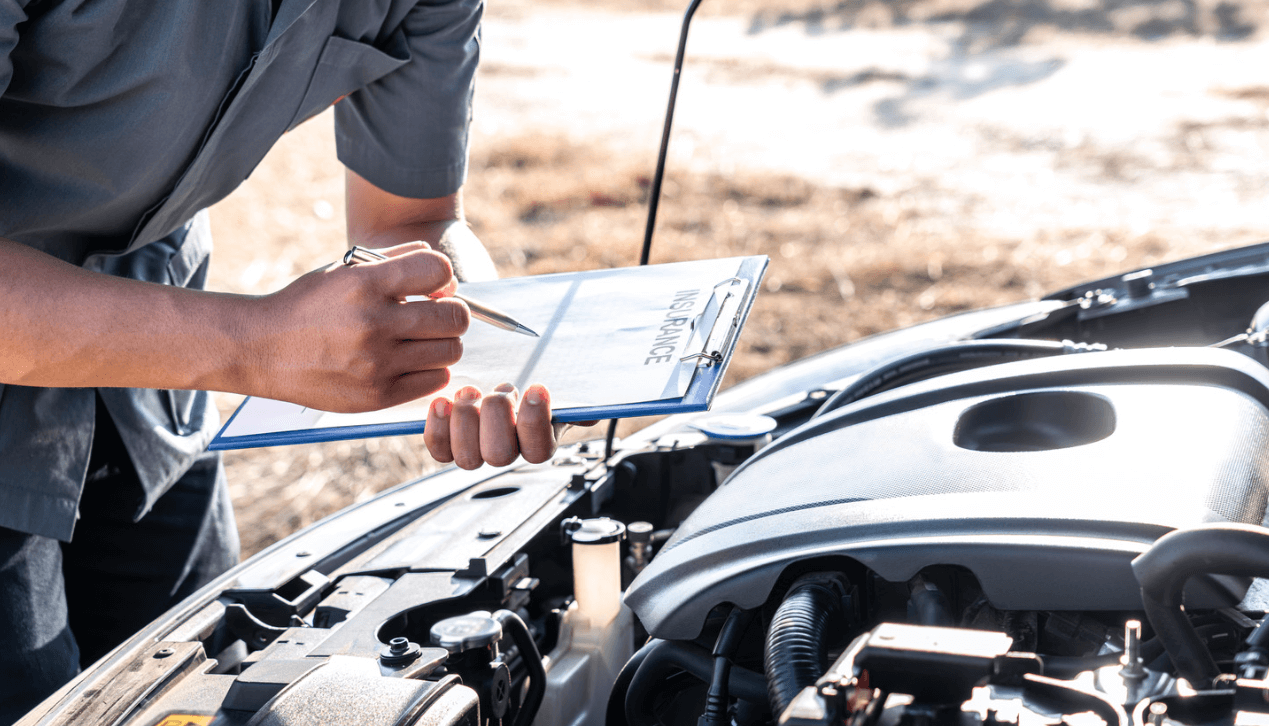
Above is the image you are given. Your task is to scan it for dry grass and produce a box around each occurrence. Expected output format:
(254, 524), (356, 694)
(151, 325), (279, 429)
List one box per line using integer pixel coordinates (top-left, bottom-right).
(461, 135), (1203, 381)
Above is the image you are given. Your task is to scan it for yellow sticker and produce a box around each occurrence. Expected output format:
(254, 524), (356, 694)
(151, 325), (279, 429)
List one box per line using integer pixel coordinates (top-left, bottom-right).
(155, 716), (213, 726)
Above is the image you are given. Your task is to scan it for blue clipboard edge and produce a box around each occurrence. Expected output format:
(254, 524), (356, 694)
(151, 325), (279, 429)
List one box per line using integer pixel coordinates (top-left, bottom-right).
(692, 255), (768, 411)
(209, 256), (769, 451)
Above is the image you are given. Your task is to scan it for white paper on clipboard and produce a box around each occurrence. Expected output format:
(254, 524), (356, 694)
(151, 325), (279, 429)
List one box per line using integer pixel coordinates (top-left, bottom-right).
(212, 256), (767, 448)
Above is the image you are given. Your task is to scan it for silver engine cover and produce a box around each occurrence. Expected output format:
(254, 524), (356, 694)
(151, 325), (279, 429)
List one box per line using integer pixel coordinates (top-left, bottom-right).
(625, 348), (1269, 639)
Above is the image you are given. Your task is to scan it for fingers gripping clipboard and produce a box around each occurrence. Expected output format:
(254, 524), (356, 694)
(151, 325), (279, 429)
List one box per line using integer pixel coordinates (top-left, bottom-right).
(210, 255), (768, 449)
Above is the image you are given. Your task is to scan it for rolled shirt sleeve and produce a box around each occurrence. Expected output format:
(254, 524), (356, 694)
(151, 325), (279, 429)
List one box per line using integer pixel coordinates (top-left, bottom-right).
(334, 0), (481, 199)
(0, 0), (30, 97)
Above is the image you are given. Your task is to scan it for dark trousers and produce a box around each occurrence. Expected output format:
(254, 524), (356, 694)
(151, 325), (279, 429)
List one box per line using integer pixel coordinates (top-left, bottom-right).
(0, 397), (240, 724)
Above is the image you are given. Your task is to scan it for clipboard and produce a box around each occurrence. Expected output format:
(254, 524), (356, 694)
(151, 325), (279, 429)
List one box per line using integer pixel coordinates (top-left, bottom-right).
(209, 255), (768, 450)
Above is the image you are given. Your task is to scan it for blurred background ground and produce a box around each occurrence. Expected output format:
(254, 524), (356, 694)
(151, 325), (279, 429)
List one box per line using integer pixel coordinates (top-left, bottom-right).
(208, 0), (1269, 555)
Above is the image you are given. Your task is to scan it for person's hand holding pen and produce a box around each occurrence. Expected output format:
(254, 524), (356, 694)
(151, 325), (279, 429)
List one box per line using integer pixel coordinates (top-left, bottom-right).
(253, 240), (560, 467)
(343, 245), (560, 468)
(343, 246), (539, 337)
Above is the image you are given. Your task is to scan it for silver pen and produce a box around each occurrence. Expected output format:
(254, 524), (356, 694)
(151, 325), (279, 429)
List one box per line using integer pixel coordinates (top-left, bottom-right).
(342, 246), (540, 338)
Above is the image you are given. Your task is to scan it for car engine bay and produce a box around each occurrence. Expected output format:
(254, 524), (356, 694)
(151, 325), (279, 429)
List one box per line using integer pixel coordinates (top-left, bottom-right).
(20, 244), (1269, 726)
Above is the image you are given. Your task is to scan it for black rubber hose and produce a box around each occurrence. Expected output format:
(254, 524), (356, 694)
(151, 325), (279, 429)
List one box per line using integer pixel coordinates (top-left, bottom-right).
(813, 340), (1087, 419)
(1131, 524), (1269, 687)
(607, 639), (658, 726)
(700, 609), (757, 726)
(495, 609), (548, 726)
(625, 640), (768, 726)
(908, 578), (954, 627)
(763, 575), (845, 718)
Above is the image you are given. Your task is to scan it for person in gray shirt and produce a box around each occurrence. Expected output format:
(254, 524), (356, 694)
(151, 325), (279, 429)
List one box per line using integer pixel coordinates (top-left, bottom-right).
(0, 0), (558, 718)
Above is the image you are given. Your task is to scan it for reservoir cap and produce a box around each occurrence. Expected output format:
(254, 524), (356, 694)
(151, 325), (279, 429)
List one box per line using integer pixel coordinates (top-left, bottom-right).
(689, 414), (777, 442)
(564, 517), (626, 545)
(430, 611), (503, 654)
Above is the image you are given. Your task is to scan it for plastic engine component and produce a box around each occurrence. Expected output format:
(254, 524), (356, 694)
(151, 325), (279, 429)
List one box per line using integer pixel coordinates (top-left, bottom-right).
(246, 656), (477, 726)
(625, 348), (1269, 639)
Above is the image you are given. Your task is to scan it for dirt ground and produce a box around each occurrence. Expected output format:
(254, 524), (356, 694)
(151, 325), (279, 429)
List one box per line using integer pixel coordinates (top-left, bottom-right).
(208, 0), (1269, 556)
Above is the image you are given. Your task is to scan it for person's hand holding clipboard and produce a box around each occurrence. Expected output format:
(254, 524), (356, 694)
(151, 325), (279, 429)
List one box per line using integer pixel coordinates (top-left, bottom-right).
(337, 244), (565, 469)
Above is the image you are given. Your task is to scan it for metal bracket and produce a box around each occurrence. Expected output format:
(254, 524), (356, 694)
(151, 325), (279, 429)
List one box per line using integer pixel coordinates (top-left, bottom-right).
(679, 276), (749, 366)
(680, 351), (723, 363)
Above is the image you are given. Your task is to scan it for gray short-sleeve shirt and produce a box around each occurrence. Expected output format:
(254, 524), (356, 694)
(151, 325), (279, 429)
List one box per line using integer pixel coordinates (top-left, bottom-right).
(0, 0), (480, 540)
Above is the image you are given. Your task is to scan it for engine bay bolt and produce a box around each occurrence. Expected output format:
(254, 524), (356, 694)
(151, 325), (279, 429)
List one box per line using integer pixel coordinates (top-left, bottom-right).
(379, 636), (423, 666)
(627, 521), (655, 574)
(154, 648), (174, 659)
(1123, 621), (1143, 665)
(1147, 701), (1167, 726)
(1122, 269), (1154, 298)
(1122, 620), (1147, 688)
(628, 521), (654, 544)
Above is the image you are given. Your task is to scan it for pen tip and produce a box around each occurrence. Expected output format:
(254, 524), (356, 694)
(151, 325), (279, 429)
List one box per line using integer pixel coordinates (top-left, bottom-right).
(518, 324), (541, 338)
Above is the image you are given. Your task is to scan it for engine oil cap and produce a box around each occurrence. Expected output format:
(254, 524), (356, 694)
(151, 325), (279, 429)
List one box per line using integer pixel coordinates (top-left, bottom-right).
(564, 517), (626, 545)
(430, 611), (503, 654)
(689, 414), (777, 443)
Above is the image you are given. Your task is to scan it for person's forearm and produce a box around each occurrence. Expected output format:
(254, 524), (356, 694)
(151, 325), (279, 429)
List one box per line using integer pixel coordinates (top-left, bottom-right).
(0, 237), (469, 415)
(345, 170), (497, 282)
(0, 237), (257, 392)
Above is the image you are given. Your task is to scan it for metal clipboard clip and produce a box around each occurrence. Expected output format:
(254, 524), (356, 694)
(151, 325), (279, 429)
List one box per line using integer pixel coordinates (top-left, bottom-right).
(680, 276), (750, 367)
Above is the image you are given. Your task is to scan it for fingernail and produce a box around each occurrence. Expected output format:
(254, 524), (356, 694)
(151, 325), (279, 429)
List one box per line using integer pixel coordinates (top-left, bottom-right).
(432, 398), (451, 418)
(457, 387), (481, 402)
(526, 386), (545, 406)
